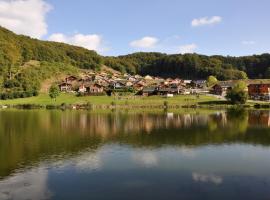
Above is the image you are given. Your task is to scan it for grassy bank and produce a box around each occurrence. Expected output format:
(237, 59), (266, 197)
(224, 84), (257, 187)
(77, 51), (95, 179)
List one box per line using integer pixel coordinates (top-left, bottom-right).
(0, 93), (269, 109)
(0, 93), (221, 106)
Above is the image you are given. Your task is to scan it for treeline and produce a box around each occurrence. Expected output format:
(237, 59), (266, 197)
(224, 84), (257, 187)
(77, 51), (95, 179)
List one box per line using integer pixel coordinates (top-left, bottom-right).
(106, 52), (270, 80)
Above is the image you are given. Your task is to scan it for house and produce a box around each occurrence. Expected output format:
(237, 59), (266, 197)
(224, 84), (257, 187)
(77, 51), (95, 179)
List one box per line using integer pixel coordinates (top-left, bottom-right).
(184, 80), (192, 84)
(144, 75), (153, 80)
(248, 83), (270, 100)
(133, 82), (144, 91)
(142, 87), (157, 96)
(86, 83), (104, 95)
(78, 84), (87, 93)
(65, 76), (77, 83)
(135, 75), (143, 79)
(192, 80), (207, 88)
(110, 81), (126, 90)
(59, 82), (72, 92)
(211, 82), (234, 96)
(158, 85), (183, 95)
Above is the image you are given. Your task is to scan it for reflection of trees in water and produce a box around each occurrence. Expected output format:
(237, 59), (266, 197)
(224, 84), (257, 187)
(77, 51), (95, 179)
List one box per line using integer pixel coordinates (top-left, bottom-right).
(0, 110), (269, 178)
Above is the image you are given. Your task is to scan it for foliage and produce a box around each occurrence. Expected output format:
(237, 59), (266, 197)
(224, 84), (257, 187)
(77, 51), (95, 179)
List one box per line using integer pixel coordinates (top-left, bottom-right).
(226, 81), (248, 104)
(0, 27), (102, 70)
(207, 76), (218, 87)
(49, 84), (60, 100)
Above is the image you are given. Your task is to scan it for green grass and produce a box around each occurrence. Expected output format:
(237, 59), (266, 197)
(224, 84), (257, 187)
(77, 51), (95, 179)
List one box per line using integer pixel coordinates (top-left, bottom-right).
(0, 93), (225, 106)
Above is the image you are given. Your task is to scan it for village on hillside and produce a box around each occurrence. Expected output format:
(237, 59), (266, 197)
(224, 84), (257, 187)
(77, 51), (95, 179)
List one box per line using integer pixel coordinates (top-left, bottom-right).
(56, 69), (270, 101)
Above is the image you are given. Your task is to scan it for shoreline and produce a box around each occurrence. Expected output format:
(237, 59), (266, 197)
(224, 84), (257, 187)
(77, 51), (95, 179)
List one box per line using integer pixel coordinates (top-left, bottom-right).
(0, 94), (269, 110)
(0, 102), (269, 110)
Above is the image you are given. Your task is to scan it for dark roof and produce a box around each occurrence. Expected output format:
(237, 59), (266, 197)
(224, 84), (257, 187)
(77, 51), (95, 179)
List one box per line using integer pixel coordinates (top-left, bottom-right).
(246, 79), (270, 85)
(215, 81), (235, 88)
(59, 82), (72, 86)
(143, 87), (157, 92)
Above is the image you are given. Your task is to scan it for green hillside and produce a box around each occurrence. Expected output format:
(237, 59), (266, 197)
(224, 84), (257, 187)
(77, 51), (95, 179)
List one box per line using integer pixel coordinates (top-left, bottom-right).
(0, 26), (101, 98)
(0, 26), (270, 99)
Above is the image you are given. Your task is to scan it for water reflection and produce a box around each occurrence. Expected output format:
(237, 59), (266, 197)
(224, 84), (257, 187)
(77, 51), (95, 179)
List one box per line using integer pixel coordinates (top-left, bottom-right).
(0, 167), (51, 200)
(0, 109), (270, 200)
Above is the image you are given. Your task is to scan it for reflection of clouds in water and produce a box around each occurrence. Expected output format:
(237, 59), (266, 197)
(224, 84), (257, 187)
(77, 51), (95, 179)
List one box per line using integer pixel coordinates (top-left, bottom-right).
(179, 147), (198, 158)
(132, 151), (158, 167)
(192, 172), (223, 185)
(74, 152), (102, 172)
(0, 168), (51, 200)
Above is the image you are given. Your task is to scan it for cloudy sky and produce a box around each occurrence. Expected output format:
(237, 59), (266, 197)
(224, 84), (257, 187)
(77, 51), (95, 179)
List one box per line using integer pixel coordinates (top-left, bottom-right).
(0, 0), (269, 56)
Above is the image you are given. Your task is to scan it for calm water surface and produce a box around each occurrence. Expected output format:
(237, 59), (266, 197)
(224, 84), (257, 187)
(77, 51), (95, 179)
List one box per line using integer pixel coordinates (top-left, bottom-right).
(0, 109), (270, 200)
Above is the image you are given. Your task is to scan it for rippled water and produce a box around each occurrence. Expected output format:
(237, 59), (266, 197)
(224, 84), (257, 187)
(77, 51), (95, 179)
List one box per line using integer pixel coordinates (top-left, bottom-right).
(0, 109), (270, 200)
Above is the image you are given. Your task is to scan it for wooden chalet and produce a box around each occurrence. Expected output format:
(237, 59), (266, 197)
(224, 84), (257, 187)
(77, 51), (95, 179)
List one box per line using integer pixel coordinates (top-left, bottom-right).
(158, 84), (184, 95)
(248, 83), (270, 100)
(142, 87), (157, 96)
(59, 82), (72, 92)
(211, 82), (235, 96)
(65, 76), (78, 83)
(85, 83), (104, 95)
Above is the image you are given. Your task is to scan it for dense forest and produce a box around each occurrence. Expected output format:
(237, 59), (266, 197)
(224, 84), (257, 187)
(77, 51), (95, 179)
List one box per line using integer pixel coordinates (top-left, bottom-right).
(0, 26), (270, 98)
(105, 52), (270, 80)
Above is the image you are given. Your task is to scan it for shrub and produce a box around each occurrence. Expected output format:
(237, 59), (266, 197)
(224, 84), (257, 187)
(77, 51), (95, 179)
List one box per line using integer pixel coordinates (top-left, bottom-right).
(226, 81), (248, 104)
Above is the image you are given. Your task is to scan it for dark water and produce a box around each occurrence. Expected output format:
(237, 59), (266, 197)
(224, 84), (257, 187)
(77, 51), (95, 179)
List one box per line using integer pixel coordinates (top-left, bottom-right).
(0, 109), (270, 200)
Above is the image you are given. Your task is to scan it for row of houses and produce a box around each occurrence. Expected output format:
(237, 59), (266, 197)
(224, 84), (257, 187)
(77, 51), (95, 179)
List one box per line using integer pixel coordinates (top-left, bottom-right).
(58, 73), (206, 96)
(57, 73), (270, 100)
(211, 80), (270, 100)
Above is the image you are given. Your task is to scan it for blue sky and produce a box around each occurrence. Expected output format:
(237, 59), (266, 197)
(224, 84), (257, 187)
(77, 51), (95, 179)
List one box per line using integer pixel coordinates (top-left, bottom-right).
(0, 0), (270, 56)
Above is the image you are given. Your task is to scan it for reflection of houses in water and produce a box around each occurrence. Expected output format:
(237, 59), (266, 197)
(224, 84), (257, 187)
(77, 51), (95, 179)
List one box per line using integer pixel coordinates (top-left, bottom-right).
(56, 112), (212, 137)
(248, 111), (270, 127)
(53, 111), (270, 138)
(214, 112), (228, 127)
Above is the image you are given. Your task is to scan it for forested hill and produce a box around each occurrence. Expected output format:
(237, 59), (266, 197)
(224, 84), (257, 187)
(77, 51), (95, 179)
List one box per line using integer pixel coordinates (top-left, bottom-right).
(0, 26), (103, 70)
(1, 26), (270, 81)
(106, 53), (270, 80)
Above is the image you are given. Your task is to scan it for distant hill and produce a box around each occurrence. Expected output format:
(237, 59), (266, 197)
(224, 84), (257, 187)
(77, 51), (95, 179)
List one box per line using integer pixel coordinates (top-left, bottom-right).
(105, 52), (270, 80)
(0, 26), (270, 97)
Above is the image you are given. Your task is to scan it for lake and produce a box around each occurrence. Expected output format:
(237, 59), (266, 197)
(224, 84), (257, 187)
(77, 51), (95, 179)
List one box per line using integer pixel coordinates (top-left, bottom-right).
(0, 109), (270, 200)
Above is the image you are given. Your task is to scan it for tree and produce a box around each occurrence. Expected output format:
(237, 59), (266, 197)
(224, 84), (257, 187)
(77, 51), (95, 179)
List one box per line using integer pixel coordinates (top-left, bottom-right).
(265, 67), (270, 78)
(226, 81), (248, 104)
(207, 76), (218, 87)
(49, 84), (60, 101)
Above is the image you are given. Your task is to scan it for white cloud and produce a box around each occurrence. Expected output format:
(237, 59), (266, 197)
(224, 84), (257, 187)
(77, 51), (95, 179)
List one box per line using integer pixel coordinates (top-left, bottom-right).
(242, 40), (256, 45)
(49, 33), (108, 53)
(0, 0), (51, 39)
(130, 36), (159, 48)
(75, 152), (102, 172)
(192, 172), (223, 185)
(132, 151), (158, 167)
(178, 43), (198, 54)
(191, 16), (222, 27)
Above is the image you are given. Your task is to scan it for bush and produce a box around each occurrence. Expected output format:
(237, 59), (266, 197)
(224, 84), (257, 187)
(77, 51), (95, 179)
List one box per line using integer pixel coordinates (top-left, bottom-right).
(0, 93), (8, 100)
(226, 81), (248, 104)
(33, 90), (39, 96)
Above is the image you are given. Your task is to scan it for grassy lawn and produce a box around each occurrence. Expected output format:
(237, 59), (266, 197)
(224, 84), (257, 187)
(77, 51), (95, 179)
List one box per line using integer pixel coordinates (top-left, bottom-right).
(0, 93), (225, 106)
